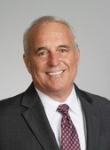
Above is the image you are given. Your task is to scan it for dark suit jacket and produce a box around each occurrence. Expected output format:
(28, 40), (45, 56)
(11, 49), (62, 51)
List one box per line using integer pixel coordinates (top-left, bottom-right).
(0, 83), (110, 150)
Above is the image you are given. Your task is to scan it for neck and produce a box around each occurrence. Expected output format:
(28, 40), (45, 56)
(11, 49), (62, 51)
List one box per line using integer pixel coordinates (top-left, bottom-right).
(36, 85), (74, 102)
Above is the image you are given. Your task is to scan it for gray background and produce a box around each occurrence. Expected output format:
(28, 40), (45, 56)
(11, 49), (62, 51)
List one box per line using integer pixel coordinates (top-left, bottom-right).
(0, 0), (110, 99)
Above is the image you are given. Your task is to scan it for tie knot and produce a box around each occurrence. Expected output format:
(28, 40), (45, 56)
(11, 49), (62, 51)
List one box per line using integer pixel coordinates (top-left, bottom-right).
(57, 104), (69, 115)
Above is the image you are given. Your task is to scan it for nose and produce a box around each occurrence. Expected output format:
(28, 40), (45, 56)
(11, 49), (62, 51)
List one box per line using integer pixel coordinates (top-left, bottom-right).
(48, 52), (60, 66)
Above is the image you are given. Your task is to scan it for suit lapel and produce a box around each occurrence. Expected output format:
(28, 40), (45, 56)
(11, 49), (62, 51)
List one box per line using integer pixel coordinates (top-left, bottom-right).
(21, 83), (59, 150)
(21, 83), (101, 150)
(75, 86), (100, 150)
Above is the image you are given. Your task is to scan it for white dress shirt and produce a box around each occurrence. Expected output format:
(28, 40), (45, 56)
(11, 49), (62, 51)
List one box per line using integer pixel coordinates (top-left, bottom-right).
(36, 87), (86, 150)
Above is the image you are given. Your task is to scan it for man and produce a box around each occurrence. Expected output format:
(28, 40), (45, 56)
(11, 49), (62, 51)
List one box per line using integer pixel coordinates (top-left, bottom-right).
(0, 16), (110, 150)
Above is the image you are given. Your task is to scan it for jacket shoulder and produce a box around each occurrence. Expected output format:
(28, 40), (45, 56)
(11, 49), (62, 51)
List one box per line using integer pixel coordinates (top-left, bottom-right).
(0, 92), (24, 112)
(78, 87), (110, 111)
(83, 90), (110, 104)
(75, 84), (110, 105)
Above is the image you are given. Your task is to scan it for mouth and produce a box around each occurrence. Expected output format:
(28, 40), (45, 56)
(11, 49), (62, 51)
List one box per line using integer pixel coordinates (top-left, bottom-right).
(46, 70), (65, 76)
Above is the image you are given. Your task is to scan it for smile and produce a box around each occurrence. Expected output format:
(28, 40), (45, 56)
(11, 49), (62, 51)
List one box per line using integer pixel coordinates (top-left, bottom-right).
(46, 70), (65, 76)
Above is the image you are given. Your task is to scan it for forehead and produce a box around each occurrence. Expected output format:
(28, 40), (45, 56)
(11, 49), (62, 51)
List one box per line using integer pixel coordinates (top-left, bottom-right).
(31, 22), (74, 40)
(27, 22), (76, 51)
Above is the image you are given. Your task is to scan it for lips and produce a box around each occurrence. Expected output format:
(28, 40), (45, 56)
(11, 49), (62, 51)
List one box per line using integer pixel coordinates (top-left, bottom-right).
(46, 70), (65, 76)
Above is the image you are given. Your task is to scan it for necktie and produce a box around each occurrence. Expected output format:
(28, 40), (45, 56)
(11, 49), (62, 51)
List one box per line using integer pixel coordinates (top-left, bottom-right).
(57, 104), (81, 150)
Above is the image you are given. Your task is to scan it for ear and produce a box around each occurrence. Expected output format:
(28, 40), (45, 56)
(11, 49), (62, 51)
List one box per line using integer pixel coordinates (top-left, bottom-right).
(75, 49), (80, 64)
(23, 54), (32, 74)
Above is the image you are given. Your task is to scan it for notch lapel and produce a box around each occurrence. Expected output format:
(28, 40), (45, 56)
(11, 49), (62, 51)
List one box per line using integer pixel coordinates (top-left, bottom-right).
(75, 86), (100, 150)
(21, 84), (59, 150)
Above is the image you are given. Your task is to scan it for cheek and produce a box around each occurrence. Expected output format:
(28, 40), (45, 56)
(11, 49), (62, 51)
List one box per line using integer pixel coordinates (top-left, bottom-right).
(31, 60), (47, 75)
(68, 56), (79, 73)
(68, 56), (76, 66)
(70, 52), (79, 66)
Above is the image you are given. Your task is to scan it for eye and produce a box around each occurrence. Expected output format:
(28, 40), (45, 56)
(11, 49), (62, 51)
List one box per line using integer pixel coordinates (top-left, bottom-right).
(36, 49), (49, 57)
(59, 48), (68, 53)
(58, 47), (69, 54)
(38, 51), (46, 56)
(58, 45), (70, 54)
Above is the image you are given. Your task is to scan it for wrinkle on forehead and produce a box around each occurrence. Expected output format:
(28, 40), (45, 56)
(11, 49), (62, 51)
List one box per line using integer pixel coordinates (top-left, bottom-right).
(28, 22), (77, 53)
(36, 23), (75, 42)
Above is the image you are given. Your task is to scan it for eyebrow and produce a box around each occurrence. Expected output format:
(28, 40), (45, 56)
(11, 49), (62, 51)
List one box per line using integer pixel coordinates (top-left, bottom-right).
(58, 45), (70, 49)
(35, 45), (70, 52)
(35, 47), (48, 52)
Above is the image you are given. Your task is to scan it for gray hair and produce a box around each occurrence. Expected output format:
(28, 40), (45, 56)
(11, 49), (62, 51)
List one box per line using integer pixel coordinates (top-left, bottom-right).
(23, 16), (78, 54)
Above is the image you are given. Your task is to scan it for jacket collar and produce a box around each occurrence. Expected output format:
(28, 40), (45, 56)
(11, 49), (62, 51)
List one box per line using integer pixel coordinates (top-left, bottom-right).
(21, 83), (100, 150)
(21, 83), (59, 150)
(75, 85), (100, 150)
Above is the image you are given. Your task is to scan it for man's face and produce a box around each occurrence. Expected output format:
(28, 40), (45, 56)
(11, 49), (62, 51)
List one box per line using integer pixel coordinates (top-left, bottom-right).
(24, 22), (80, 99)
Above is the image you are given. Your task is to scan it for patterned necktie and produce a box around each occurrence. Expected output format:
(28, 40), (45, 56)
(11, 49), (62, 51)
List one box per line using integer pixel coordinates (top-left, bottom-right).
(57, 104), (81, 150)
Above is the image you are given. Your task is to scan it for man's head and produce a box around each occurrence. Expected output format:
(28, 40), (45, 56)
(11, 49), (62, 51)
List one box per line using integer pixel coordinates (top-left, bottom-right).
(23, 16), (80, 101)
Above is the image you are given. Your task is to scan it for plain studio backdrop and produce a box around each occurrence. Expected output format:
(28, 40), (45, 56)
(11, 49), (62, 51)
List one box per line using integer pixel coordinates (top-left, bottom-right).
(0, 0), (110, 100)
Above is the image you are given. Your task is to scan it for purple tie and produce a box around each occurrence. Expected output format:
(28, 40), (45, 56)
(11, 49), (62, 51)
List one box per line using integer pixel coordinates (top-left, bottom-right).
(57, 104), (81, 150)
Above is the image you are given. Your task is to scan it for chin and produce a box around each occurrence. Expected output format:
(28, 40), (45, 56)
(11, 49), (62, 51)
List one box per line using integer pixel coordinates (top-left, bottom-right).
(47, 85), (65, 93)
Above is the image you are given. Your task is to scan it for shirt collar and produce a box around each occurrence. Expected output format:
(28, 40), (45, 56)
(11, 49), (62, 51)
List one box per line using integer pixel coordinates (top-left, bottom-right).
(35, 86), (80, 115)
